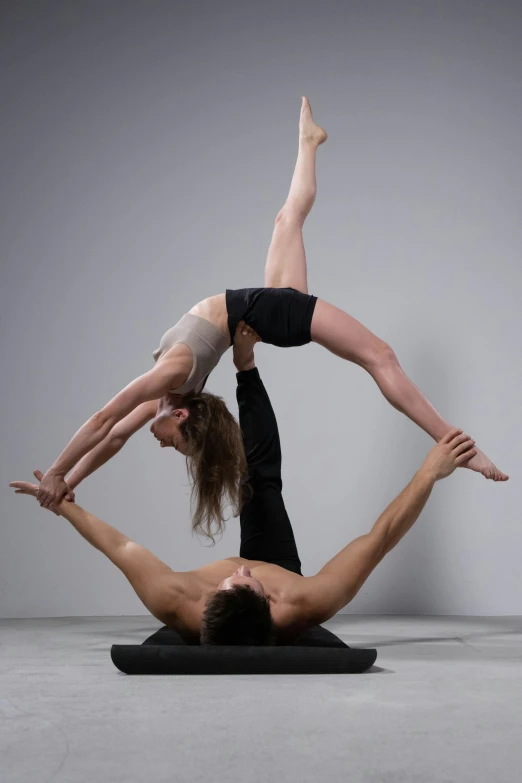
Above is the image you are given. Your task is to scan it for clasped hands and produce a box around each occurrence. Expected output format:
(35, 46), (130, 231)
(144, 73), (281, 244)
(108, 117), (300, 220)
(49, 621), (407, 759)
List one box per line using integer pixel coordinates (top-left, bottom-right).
(10, 321), (261, 511)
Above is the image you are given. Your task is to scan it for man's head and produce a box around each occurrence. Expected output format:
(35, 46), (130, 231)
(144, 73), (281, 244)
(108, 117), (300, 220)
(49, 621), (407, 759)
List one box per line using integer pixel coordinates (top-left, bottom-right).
(200, 566), (275, 645)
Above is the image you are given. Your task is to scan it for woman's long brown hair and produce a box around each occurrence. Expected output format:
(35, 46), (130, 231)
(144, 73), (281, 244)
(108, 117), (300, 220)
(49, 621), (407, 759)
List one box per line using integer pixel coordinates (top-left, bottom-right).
(180, 391), (249, 542)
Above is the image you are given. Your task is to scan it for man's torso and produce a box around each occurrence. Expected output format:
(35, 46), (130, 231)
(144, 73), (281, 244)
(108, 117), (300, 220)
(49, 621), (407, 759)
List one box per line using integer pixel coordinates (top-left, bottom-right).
(165, 557), (314, 643)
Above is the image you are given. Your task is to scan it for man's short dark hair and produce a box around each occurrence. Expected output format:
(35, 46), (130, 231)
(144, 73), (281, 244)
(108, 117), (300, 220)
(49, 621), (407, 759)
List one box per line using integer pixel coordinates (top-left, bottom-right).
(200, 585), (276, 645)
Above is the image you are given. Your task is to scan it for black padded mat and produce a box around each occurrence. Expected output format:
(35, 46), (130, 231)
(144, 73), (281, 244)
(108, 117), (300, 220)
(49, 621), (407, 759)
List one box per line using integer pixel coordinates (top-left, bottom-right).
(111, 625), (377, 674)
(142, 624), (348, 647)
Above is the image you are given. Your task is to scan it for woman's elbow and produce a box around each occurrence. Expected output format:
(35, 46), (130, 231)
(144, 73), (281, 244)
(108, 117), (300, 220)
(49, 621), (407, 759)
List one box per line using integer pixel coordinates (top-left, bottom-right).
(110, 434), (128, 451)
(91, 409), (115, 433)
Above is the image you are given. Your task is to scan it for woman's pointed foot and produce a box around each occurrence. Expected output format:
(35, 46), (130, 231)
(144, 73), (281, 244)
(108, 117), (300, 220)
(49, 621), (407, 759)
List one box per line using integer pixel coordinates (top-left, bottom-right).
(461, 447), (509, 481)
(299, 96), (328, 146)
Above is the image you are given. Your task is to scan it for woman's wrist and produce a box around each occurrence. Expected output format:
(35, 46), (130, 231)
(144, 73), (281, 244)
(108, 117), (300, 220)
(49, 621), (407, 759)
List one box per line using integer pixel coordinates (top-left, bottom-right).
(46, 466), (65, 479)
(66, 472), (81, 490)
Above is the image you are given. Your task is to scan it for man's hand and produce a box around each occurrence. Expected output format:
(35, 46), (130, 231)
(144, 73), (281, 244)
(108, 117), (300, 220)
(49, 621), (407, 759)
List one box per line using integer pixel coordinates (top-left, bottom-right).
(421, 429), (477, 482)
(233, 321), (261, 372)
(10, 470), (64, 516)
(63, 478), (77, 503)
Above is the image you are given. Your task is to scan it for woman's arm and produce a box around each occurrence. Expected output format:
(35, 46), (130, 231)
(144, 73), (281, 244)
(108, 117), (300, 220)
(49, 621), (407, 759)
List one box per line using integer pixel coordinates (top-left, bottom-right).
(37, 349), (191, 507)
(66, 400), (159, 491)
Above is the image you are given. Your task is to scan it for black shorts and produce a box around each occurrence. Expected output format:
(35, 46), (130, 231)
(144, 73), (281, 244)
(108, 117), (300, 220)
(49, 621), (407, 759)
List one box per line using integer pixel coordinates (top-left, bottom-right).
(236, 367), (302, 576)
(226, 287), (318, 348)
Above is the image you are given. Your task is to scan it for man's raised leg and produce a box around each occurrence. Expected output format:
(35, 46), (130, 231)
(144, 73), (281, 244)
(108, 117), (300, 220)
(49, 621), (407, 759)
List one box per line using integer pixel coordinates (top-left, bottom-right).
(234, 337), (302, 574)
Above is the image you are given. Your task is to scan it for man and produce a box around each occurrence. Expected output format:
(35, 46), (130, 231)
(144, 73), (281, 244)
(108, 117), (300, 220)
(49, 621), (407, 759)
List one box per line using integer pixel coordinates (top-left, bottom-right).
(10, 328), (476, 645)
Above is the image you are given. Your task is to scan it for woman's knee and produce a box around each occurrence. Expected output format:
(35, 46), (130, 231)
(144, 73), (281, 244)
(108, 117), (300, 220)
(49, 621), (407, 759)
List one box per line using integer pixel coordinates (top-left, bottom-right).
(275, 204), (305, 229)
(364, 341), (399, 372)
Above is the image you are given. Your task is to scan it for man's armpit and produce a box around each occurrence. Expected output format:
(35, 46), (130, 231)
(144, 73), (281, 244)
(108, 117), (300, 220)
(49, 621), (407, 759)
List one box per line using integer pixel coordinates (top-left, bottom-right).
(296, 574), (356, 626)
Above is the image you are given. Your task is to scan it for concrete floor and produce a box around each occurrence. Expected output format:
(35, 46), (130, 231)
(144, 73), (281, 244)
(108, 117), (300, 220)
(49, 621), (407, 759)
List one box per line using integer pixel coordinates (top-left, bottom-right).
(1, 615), (521, 783)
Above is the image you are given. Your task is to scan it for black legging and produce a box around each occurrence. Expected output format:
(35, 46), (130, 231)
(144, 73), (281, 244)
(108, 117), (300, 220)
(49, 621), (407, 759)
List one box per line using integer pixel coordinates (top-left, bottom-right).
(236, 367), (302, 576)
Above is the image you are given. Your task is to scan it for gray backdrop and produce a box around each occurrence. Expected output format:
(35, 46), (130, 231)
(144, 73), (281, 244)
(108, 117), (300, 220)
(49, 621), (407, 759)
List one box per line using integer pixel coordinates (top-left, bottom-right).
(1, 0), (520, 618)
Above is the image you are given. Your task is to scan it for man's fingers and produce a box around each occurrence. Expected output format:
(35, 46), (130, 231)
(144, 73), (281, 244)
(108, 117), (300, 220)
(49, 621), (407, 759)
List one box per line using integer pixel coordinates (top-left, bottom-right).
(453, 438), (475, 456)
(11, 479), (57, 505)
(10, 481), (36, 491)
(451, 433), (474, 450)
(33, 470), (44, 482)
(442, 428), (462, 444)
(456, 448), (477, 464)
(11, 481), (39, 496)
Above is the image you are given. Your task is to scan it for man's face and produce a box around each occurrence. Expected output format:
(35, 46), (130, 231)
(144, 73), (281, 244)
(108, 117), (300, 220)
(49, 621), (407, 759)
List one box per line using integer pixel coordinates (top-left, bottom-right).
(218, 566), (265, 596)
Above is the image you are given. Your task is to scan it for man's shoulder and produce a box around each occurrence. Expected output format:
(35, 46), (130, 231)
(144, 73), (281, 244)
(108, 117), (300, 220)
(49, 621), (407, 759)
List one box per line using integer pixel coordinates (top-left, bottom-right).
(270, 577), (320, 638)
(273, 575), (343, 630)
(157, 572), (205, 639)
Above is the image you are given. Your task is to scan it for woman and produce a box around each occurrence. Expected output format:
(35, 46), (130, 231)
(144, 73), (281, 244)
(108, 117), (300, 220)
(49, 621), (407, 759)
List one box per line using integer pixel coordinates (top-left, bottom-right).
(36, 97), (508, 537)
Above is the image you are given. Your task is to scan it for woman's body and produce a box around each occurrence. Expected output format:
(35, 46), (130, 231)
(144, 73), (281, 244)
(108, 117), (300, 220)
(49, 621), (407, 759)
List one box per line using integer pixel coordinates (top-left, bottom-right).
(36, 97), (507, 528)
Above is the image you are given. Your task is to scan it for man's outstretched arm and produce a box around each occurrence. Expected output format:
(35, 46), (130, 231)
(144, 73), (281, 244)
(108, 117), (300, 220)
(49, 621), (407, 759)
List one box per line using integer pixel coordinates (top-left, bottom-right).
(302, 429), (476, 624)
(10, 472), (187, 626)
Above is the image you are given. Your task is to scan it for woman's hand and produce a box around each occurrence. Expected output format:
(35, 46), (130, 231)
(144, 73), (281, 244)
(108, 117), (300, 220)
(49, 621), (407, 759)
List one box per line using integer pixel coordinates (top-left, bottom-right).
(36, 470), (73, 508)
(10, 471), (63, 515)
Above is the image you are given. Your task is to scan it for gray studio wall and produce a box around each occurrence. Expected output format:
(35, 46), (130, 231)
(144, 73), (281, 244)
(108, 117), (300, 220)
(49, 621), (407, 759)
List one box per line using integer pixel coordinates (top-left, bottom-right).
(1, 0), (520, 618)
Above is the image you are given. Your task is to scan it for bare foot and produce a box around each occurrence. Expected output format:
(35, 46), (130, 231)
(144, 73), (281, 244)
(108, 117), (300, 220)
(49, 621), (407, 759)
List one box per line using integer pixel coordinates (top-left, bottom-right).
(461, 447), (509, 481)
(300, 96), (328, 146)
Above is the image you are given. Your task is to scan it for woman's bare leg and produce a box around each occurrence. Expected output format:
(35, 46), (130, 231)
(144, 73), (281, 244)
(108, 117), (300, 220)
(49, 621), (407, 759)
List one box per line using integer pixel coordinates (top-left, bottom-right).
(263, 98), (506, 482)
(311, 299), (508, 481)
(264, 97), (327, 293)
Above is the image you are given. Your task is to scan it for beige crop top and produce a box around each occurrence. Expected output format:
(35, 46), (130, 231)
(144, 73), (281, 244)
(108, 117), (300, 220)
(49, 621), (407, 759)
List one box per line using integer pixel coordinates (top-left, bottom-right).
(153, 313), (230, 395)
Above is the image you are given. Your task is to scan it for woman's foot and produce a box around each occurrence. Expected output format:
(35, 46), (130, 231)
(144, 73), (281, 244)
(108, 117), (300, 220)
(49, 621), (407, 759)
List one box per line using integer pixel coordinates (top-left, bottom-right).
(461, 447), (509, 481)
(300, 96), (328, 146)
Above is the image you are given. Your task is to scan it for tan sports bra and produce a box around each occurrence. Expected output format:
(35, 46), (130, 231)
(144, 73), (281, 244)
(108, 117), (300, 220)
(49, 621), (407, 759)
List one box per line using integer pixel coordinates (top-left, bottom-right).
(153, 313), (230, 395)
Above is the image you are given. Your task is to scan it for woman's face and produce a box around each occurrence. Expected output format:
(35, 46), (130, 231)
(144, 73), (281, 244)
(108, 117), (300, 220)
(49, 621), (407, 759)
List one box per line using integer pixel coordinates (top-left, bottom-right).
(150, 398), (189, 455)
